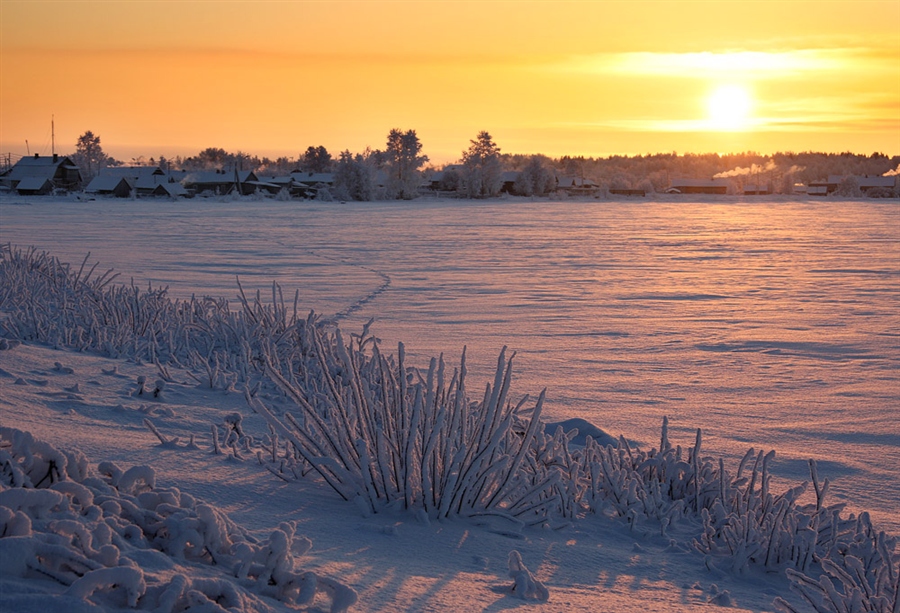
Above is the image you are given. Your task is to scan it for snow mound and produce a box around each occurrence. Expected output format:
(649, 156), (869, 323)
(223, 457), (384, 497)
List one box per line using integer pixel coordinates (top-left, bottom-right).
(545, 417), (618, 447)
(0, 426), (357, 612)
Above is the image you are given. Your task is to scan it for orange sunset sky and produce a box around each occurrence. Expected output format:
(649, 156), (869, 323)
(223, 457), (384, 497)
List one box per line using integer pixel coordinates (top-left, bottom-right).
(2, 0), (899, 164)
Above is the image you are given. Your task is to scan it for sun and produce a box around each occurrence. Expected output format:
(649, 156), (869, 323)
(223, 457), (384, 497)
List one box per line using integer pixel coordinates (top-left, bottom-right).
(707, 84), (753, 131)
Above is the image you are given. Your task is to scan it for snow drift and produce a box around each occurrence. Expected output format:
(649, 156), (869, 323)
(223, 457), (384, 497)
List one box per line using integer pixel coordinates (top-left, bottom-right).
(1, 244), (898, 612)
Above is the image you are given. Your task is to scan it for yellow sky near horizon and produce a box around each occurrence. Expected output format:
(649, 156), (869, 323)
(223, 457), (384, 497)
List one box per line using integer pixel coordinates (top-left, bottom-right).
(2, 0), (898, 164)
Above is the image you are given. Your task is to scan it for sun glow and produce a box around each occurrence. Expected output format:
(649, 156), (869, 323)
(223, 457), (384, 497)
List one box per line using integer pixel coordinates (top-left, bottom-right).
(2, 1), (898, 158)
(707, 84), (753, 131)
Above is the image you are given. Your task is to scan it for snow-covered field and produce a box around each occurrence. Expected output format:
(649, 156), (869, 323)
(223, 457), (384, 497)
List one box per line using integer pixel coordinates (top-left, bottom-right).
(1, 194), (898, 612)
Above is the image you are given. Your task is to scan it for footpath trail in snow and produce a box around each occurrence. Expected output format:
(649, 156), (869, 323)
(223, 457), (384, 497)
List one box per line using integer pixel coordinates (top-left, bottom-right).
(2, 195), (897, 535)
(0, 342), (806, 613)
(0, 218), (898, 612)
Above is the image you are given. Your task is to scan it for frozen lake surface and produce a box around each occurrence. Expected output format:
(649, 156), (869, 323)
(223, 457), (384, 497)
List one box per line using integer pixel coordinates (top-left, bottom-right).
(2, 195), (898, 533)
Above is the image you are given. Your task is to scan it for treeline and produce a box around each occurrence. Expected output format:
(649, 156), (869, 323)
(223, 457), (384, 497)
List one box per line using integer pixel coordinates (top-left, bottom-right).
(170, 145), (900, 196)
(70, 128), (899, 199)
(498, 150), (899, 195)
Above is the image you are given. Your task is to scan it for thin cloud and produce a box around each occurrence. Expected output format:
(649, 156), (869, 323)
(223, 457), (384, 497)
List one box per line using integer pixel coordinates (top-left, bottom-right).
(555, 49), (862, 80)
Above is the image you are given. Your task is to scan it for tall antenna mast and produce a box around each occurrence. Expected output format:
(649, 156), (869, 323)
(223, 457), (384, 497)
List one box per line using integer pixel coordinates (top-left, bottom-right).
(51, 115), (55, 156)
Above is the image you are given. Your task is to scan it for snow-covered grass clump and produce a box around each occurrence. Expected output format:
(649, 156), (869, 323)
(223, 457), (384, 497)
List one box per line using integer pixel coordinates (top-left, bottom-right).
(0, 426), (357, 612)
(2, 244), (898, 611)
(252, 333), (565, 523)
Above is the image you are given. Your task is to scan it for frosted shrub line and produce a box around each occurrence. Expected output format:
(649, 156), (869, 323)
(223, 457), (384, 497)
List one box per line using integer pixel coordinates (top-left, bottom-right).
(1, 245), (898, 611)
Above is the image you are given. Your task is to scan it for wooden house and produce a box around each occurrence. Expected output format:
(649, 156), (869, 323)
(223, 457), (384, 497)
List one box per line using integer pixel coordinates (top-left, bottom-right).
(557, 176), (600, 195)
(142, 182), (188, 198)
(14, 177), (54, 195)
(496, 171), (520, 194)
(858, 176), (895, 193)
(289, 172), (335, 187)
(182, 170), (259, 196)
(85, 175), (134, 198)
(259, 175), (312, 198)
(667, 178), (729, 195)
(91, 166), (188, 198)
(1, 154), (82, 192)
(104, 166), (166, 181)
(809, 174), (896, 195)
(425, 165), (463, 192)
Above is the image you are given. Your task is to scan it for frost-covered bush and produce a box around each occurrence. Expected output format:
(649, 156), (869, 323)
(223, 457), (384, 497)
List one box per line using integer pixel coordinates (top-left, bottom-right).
(835, 176), (862, 198)
(773, 512), (899, 612)
(573, 419), (898, 586)
(0, 426), (357, 612)
(0, 245), (299, 391)
(251, 329), (569, 523)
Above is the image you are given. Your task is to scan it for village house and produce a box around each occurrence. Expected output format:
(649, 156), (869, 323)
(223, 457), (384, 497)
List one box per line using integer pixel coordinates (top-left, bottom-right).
(1, 154), (83, 194)
(142, 182), (189, 198)
(666, 178), (730, 195)
(556, 176), (600, 195)
(498, 170), (520, 194)
(85, 175), (134, 198)
(425, 165), (463, 192)
(255, 174), (310, 198)
(808, 174), (897, 195)
(87, 165), (189, 198)
(289, 171), (335, 189)
(182, 170), (260, 196)
(743, 186), (771, 196)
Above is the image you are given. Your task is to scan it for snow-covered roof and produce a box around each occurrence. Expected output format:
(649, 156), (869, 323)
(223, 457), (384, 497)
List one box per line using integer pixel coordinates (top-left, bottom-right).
(134, 175), (168, 190)
(15, 176), (54, 191)
(670, 178), (729, 188)
(557, 176), (599, 188)
(104, 166), (165, 179)
(859, 176), (895, 189)
(144, 182), (188, 197)
(245, 180), (281, 190)
(183, 170), (258, 185)
(167, 170), (189, 182)
(6, 155), (76, 181)
(86, 175), (133, 193)
(289, 171), (334, 185)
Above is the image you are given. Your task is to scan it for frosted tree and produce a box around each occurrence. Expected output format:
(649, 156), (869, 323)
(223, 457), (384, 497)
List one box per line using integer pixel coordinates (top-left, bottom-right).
(73, 131), (108, 180)
(333, 149), (376, 201)
(512, 155), (555, 197)
(461, 131), (503, 198)
(438, 167), (462, 192)
(300, 146), (332, 173)
(835, 175), (862, 197)
(384, 129), (428, 199)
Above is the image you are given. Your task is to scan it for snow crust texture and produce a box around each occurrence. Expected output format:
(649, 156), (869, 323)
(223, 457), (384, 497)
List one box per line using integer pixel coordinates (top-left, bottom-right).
(2, 244), (899, 611)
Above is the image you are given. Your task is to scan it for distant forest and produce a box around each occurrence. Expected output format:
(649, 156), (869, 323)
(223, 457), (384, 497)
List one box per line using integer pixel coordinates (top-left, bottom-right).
(141, 147), (900, 195)
(65, 128), (900, 197)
